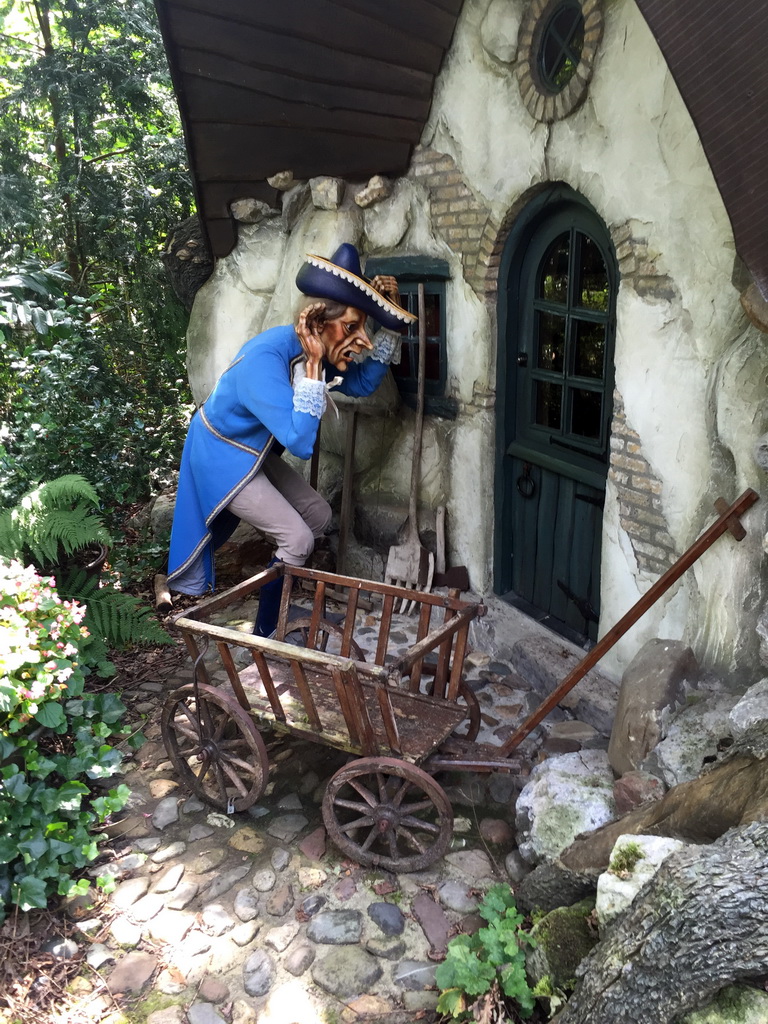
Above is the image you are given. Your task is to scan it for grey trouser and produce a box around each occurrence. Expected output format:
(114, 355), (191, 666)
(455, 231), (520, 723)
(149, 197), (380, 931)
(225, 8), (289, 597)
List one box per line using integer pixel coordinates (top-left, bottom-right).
(170, 454), (331, 594)
(227, 453), (332, 565)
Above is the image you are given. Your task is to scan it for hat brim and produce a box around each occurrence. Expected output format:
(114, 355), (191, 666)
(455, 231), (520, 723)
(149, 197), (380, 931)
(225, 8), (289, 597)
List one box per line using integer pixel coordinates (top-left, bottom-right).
(296, 254), (417, 332)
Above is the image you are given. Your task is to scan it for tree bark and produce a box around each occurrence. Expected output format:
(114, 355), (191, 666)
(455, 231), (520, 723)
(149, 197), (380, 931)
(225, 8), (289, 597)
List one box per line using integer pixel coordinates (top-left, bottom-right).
(556, 821), (768, 1024)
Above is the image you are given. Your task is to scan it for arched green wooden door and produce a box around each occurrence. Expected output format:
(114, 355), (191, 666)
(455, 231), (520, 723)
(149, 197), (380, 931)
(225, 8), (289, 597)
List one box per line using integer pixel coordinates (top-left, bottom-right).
(495, 193), (617, 643)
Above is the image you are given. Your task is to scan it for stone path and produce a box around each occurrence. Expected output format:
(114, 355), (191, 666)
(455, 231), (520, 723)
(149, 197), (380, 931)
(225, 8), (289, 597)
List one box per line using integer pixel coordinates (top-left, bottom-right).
(60, 595), (608, 1024)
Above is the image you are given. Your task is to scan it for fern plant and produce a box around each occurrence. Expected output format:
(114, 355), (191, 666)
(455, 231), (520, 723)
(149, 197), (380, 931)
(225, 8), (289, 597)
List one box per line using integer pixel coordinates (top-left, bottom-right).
(0, 474), (110, 567)
(0, 475), (171, 658)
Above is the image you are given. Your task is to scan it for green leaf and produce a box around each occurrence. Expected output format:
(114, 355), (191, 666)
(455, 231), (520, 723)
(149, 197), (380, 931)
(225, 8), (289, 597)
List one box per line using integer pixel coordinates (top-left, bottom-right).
(436, 988), (466, 1019)
(34, 700), (66, 729)
(13, 874), (48, 911)
(3, 773), (31, 802)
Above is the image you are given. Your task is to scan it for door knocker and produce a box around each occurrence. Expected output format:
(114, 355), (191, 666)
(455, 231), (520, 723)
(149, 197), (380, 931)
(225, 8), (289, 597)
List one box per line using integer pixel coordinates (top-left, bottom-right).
(517, 462), (536, 498)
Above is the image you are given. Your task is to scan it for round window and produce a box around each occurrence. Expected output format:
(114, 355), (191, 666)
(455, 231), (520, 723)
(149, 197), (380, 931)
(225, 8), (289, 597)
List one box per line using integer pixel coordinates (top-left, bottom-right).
(539, 3), (585, 93)
(516, 0), (603, 122)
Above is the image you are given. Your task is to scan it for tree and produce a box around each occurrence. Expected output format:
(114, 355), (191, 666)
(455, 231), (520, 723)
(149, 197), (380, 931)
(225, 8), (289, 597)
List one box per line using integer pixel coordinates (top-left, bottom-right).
(0, 0), (195, 514)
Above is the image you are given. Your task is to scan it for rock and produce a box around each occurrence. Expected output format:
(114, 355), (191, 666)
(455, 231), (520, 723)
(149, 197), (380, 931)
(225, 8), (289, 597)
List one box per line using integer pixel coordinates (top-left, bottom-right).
(527, 897), (598, 989)
(86, 944), (114, 969)
(109, 917), (142, 948)
(243, 949), (276, 997)
(333, 876), (357, 900)
(515, 861), (597, 915)
(265, 884), (294, 916)
(366, 936), (406, 960)
(234, 888), (260, 922)
(152, 796), (180, 830)
(596, 834), (686, 928)
(147, 1008), (186, 1024)
(149, 779), (179, 799)
(187, 1006), (226, 1024)
(298, 867), (327, 889)
(277, 791), (303, 811)
(264, 920), (300, 952)
(155, 967), (188, 995)
(310, 176), (345, 210)
(228, 826), (265, 855)
(301, 894), (326, 917)
(188, 824), (215, 842)
(153, 863), (185, 894)
(200, 904), (236, 936)
(642, 693), (740, 786)
(285, 942), (316, 976)
(412, 892), (450, 955)
(393, 960), (438, 990)
(230, 198), (275, 224)
(489, 772), (519, 804)
(270, 847), (290, 872)
(354, 175), (391, 208)
(515, 750), (617, 864)
(108, 951), (158, 993)
(231, 921), (260, 946)
(479, 817), (513, 845)
(729, 678), (768, 738)
(343, 994), (395, 1020)
(183, 796), (206, 814)
(193, 848), (228, 872)
(511, 635), (619, 735)
(367, 902), (405, 936)
(613, 770), (666, 814)
(199, 976), (230, 1003)
(680, 984), (768, 1024)
(480, 0), (522, 63)
(231, 1000), (259, 1024)
(253, 867), (277, 892)
(608, 639), (697, 775)
(545, 720), (602, 754)
(438, 881), (478, 914)
(443, 848), (497, 884)
(307, 909), (363, 944)
(41, 936), (78, 959)
(267, 813), (308, 842)
(167, 881), (199, 909)
(311, 947), (383, 999)
(134, 835), (162, 853)
(149, 908), (195, 945)
(267, 169), (295, 190)
(111, 876), (150, 910)
(298, 826), (326, 861)
(206, 864), (251, 900)
(130, 892), (165, 922)
(505, 850), (530, 883)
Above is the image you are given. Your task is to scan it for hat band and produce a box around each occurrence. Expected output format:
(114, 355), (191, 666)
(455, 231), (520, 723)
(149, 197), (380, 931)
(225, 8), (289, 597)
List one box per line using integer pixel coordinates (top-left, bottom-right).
(304, 254), (416, 324)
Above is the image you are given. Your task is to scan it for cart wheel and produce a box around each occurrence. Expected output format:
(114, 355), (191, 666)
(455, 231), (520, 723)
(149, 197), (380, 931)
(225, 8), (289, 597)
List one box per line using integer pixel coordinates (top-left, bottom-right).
(322, 756), (453, 872)
(161, 684), (269, 812)
(285, 616), (366, 661)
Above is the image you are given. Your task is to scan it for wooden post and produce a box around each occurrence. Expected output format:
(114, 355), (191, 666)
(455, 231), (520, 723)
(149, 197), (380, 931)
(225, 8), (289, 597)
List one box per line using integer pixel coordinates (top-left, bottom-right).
(500, 489), (760, 757)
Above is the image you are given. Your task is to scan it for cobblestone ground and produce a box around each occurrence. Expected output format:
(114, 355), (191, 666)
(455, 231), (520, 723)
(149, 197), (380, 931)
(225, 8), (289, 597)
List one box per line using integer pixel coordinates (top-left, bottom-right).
(62, 595), (561, 1024)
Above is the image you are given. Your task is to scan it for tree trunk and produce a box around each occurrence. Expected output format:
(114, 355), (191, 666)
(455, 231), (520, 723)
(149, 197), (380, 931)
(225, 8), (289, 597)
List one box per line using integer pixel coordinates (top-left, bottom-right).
(556, 821), (768, 1024)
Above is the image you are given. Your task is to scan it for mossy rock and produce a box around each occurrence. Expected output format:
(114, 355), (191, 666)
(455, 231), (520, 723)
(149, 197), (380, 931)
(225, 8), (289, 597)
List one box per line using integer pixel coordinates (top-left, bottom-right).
(526, 896), (597, 990)
(680, 985), (768, 1024)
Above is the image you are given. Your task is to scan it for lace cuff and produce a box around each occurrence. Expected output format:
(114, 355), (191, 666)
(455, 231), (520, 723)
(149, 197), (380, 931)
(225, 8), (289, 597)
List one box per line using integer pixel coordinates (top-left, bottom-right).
(293, 376), (326, 418)
(371, 328), (403, 366)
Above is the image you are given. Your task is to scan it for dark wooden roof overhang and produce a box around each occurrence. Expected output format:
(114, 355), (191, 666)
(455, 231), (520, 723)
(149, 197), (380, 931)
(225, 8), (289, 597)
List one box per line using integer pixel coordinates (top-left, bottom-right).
(153, 0), (464, 258)
(635, 0), (768, 301)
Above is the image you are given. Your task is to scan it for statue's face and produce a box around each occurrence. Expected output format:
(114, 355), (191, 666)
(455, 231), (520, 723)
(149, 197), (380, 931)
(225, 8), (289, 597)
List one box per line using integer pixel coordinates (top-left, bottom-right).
(319, 306), (373, 370)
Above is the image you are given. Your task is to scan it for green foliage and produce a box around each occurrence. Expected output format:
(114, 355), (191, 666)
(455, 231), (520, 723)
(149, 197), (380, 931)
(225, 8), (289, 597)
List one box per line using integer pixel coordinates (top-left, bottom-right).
(436, 884), (536, 1021)
(609, 840), (645, 876)
(0, 559), (139, 921)
(0, 476), (172, 655)
(0, 474), (110, 567)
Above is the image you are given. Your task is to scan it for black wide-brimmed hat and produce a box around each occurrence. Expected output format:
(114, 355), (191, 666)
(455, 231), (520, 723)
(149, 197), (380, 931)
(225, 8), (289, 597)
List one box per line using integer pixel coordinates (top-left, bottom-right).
(295, 243), (417, 332)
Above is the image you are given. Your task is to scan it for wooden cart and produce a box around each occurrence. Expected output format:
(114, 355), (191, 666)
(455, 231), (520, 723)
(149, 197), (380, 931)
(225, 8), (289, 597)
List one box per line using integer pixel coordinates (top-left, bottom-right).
(163, 563), (520, 872)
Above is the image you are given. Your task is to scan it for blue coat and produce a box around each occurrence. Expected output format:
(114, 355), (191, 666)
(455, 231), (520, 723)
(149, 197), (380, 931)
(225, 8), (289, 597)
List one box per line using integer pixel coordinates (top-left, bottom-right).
(167, 324), (390, 589)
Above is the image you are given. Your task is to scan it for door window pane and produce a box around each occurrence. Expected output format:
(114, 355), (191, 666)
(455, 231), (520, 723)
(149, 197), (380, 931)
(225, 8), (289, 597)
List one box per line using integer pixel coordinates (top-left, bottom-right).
(536, 381), (562, 429)
(424, 291), (441, 336)
(538, 233), (569, 304)
(573, 320), (605, 378)
(577, 235), (609, 310)
(571, 387), (602, 439)
(537, 312), (566, 372)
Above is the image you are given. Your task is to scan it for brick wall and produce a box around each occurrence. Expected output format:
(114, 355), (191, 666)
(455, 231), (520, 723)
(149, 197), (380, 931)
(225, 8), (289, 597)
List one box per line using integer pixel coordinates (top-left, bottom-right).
(409, 146), (500, 296)
(610, 221), (678, 301)
(609, 390), (677, 574)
